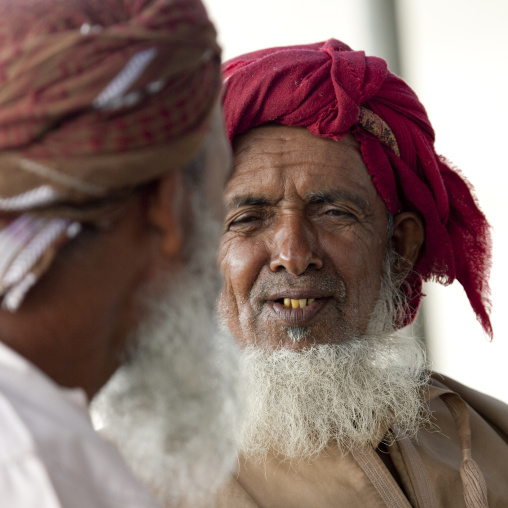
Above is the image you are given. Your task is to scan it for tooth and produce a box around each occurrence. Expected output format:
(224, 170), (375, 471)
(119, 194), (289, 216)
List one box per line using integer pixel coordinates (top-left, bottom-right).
(308, 298), (315, 304)
(291, 299), (299, 308)
(299, 299), (307, 308)
(284, 298), (291, 308)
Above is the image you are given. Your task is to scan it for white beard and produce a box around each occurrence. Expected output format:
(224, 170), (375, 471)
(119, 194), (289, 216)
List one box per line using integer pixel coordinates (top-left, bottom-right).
(235, 247), (430, 463)
(91, 208), (241, 507)
(236, 335), (430, 463)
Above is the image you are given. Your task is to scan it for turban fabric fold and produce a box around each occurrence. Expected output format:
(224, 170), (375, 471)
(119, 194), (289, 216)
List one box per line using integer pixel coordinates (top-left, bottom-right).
(222, 39), (492, 337)
(0, 0), (221, 310)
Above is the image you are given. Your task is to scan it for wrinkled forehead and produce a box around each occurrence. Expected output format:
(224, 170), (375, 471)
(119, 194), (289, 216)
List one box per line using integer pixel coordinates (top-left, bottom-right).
(233, 124), (360, 164)
(227, 125), (381, 207)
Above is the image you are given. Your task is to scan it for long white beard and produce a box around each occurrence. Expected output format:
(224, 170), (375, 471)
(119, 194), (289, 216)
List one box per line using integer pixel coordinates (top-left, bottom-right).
(237, 335), (429, 463)
(236, 247), (430, 463)
(91, 210), (241, 507)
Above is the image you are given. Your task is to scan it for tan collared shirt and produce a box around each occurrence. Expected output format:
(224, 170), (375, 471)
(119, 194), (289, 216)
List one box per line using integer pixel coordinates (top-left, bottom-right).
(215, 375), (508, 507)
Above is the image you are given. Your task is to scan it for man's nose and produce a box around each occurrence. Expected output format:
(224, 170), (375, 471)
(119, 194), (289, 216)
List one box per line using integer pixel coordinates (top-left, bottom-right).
(269, 215), (323, 275)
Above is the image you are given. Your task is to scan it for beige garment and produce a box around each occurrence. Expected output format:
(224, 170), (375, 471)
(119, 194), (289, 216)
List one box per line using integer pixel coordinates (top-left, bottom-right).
(215, 374), (508, 508)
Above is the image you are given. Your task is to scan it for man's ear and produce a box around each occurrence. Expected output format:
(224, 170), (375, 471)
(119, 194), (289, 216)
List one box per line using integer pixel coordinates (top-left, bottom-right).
(391, 212), (425, 273)
(145, 170), (187, 259)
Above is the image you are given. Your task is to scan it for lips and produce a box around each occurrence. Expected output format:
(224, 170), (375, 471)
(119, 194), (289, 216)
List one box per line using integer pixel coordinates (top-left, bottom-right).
(266, 291), (331, 327)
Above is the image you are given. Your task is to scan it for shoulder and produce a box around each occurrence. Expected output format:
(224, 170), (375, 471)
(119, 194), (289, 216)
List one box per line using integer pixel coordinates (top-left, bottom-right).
(429, 372), (508, 440)
(410, 373), (508, 506)
(0, 387), (63, 507)
(214, 475), (260, 508)
(0, 356), (162, 508)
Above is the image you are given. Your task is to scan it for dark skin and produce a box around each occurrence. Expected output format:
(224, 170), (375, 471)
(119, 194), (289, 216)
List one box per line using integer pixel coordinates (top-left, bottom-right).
(0, 195), (161, 400)
(218, 125), (424, 491)
(218, 125), (424, 350)
(0, 106), (231, 401)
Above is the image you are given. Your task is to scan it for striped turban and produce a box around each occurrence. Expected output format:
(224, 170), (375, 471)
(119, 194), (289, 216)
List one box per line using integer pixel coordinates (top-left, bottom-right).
(0, 0), (221, 310)
(222, 39), (493, 337)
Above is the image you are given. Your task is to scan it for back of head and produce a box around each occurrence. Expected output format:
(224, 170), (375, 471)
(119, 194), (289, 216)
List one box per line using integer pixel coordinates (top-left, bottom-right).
(222, 39), (492, 337)
(0, 0), (222, 309)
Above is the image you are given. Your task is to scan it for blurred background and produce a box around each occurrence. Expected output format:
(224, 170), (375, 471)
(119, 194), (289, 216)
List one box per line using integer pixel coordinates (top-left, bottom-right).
(202, 0), (508, 403)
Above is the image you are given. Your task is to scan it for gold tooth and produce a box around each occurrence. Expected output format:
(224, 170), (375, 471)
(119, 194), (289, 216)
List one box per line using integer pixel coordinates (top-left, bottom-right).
(284, 298), (291, 308)
(291, 299), (299, 308)
(299, 299), (307, 308)
(308, 298), (315, 304)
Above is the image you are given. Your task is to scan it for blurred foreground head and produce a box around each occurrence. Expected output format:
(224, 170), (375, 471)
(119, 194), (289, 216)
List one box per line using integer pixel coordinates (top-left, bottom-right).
(0, 0), (240, 505)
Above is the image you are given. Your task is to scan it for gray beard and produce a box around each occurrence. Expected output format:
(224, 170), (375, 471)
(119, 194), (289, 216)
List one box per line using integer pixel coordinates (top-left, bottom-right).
(235, 244), (430, 463)
(236, 335), (430, 463)
(91, 210), (242, 507)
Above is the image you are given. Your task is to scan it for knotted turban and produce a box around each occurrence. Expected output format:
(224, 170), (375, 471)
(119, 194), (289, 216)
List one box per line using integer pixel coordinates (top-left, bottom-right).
(0, 0), (221, 310)
(222, 39), (492, 337)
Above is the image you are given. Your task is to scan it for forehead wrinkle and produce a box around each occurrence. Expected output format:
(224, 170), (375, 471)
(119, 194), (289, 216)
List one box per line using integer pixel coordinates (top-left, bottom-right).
(233, 145), (286, 170)
(234, 133), (354, 172)
(233, 128), (365, 184)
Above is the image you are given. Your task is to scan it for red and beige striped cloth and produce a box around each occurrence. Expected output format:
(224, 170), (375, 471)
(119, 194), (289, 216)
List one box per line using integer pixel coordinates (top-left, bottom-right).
(0, 0), (221, 310)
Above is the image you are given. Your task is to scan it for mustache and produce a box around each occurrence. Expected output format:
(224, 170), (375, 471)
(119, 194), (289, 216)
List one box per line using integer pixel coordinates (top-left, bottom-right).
(250, 268), (347, 305)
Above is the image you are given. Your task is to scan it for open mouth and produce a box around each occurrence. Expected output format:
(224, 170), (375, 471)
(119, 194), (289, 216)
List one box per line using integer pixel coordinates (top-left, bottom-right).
(275, 298), (316, 309)
(268, 296), (329, 327)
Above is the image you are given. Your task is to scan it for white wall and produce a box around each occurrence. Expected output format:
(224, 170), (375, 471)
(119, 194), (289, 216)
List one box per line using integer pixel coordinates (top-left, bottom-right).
(397, 0), (508, 403)
(203, 0), (372, 62)
(203, 0), (508, 403)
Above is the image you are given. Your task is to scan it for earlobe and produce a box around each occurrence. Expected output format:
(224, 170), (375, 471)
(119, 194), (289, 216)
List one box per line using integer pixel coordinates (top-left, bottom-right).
(146, 171), (185, 259)
(391, 212), (425, 270)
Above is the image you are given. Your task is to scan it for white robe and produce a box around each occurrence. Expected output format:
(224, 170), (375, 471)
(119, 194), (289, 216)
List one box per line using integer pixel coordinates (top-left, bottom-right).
(0, 342), (162, 508)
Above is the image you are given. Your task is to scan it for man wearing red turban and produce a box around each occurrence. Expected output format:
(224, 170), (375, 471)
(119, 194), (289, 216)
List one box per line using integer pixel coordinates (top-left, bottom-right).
(215, 39), (508, 507)
(0, 0), (241, 507)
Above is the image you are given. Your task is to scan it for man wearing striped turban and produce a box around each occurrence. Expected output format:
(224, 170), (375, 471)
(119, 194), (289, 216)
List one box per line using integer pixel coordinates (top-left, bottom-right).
(215, 40), (508, 507)
(0, 0), (241, 507)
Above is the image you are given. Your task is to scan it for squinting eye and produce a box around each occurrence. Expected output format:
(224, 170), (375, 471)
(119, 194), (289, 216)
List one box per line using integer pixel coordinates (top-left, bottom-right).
(227, 213), (263, 231)
(325, 209), (354, 218)
(231, 214), (259, 224)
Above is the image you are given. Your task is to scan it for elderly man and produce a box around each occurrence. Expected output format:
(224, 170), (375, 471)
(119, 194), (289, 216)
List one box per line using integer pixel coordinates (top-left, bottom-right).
(214, 40), (508, 507)
(0, 0), (241, 507)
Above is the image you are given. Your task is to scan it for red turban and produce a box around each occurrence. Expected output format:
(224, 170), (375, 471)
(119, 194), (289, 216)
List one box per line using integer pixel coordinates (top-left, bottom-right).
(222, 39), (492, 337)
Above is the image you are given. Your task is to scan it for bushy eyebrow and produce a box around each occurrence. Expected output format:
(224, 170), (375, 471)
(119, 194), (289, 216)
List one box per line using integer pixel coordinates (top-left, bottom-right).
(226, 190), (369, 214)
(225, 195), (270, 213)
(306, 190), (368, 211)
